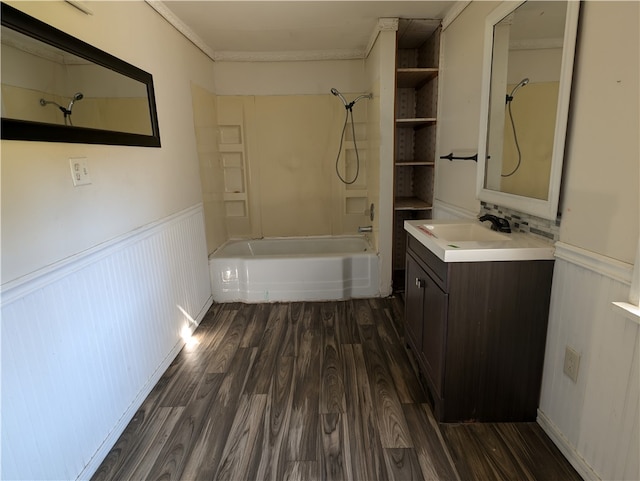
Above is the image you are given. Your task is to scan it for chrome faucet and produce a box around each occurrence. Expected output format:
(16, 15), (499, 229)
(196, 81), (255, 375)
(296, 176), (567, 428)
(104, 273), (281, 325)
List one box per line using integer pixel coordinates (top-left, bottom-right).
(358, 226), (373, 233)
(479, 214), (511, 233)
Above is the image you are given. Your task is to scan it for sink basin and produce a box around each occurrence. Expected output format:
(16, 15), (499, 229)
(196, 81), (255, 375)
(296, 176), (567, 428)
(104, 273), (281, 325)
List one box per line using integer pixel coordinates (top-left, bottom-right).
(405, 219), (555, 262)
(420, 223), (511, 242)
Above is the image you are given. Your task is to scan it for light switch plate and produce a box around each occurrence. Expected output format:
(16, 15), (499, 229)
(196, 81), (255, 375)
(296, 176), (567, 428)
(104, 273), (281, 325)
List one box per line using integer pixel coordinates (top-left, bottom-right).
(70, 157), (91, 186)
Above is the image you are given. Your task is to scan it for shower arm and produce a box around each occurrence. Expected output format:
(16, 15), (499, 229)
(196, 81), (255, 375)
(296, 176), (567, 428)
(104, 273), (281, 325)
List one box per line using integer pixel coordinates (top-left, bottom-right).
(344, 94), (373, 111)
(331, 88), (372, 111)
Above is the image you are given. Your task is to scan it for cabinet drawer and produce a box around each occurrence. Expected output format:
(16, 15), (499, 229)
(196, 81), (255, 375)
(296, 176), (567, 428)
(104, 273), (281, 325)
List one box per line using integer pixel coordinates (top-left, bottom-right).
(407, 235), (448, 290)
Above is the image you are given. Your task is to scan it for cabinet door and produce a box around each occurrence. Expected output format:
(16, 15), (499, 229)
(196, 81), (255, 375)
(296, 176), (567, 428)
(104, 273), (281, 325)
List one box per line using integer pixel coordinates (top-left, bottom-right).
(422, 274), (448, 396)
(404, 254), (425, 352)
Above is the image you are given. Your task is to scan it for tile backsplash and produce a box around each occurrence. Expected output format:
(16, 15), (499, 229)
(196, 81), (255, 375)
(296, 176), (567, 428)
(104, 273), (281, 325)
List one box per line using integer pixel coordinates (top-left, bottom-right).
(480, 202), (560, 242)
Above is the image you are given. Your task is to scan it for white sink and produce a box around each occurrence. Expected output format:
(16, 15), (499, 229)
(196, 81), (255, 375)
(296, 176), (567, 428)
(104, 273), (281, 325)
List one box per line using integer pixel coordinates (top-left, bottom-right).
(404, 219), (555, 262)
(420, 223), (511, 242)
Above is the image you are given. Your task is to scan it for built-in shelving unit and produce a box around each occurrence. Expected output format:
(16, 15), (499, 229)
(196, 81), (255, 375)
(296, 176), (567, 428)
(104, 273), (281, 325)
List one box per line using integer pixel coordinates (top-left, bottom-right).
(393, 19), (442, 290)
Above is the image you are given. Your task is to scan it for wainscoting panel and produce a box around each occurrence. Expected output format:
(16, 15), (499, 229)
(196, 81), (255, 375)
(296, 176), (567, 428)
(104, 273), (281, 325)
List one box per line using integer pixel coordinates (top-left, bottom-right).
(1, 204), (212, 481)
(539, 242), (638, 481)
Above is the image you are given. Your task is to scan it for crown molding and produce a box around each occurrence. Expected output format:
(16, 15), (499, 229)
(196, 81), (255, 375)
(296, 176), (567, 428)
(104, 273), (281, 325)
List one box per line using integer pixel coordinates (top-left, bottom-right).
(65, 0), (93, 15)
(364, 17), (399, 58)
(377, 17), (400, 32)
(442, 1), (470, 30)
(145, 0), (216, 61)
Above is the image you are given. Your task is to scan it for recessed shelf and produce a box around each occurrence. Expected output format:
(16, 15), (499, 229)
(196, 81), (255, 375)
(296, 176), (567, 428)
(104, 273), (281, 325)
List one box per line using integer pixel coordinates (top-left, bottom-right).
(395, 118), (437, 128)
(396, 68), (438, 88)
(394, 197), (433, 211)
(392, 20), (441, 279)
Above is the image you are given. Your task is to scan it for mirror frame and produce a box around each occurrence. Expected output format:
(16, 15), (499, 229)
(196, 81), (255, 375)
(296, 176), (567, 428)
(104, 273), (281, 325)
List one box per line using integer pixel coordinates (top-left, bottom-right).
(1, 2), (161, 147)
(476, 1), (580, 219)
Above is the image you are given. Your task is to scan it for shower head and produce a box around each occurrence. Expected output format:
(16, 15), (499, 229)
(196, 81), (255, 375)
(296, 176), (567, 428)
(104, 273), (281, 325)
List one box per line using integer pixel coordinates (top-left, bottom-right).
(331, 87), (348, 107)
(67, 92), (84, 112)
(506, 78), (529, 103)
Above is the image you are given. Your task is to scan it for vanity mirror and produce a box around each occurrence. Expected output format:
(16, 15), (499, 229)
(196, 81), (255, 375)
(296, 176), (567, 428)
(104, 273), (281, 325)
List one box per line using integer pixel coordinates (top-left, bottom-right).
(1, 2), (161, 147)
(476, 1), (580, 219)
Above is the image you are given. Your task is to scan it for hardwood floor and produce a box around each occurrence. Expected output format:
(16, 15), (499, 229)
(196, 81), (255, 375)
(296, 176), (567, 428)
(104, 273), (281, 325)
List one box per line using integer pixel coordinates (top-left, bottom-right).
(92, 298), (582, 481)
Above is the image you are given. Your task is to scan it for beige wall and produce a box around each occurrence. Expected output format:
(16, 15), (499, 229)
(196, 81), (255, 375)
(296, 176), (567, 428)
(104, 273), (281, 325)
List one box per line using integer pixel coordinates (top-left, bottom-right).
(213, 94), (370, 239)
(207, 57), (372, 241)
(1, 85), (150, 133)
(191, 84), (228, 254)
(254, 94), (348, 237)
(213, 59), (365, 96)
(439, 0), (638, 264)
(436, 1), (500, 214)
(559, 1), (639, 263)
(500, 81), (559, 200)
(1, 1), (215, 283)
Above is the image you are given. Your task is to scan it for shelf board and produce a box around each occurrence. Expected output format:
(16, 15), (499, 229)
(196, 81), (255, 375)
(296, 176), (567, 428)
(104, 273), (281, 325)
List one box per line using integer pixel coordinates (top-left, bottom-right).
(394, 197), (433, 211)
(395, 161), (435, 167)
(395, 118), (436, 128)
(396, 68), (438, 88)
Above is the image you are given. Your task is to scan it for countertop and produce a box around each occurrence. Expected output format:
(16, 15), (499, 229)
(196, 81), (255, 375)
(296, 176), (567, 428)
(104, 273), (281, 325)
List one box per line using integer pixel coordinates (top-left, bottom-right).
(404, 219), (555, 262)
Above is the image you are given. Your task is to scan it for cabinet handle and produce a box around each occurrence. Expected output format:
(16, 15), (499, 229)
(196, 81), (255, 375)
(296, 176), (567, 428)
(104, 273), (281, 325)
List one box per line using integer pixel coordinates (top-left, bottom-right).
(416, 278), (426, 288)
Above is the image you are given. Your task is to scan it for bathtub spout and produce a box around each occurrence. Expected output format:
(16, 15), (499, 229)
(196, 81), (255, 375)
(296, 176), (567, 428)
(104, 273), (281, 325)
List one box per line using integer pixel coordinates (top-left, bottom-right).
(358, 226), (373, 233)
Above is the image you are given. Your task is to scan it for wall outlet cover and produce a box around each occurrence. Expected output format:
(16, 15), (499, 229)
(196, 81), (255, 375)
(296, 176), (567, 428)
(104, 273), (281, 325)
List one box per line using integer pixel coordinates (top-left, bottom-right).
(70, 157), (92, 186)
(563, 346), (581, 383)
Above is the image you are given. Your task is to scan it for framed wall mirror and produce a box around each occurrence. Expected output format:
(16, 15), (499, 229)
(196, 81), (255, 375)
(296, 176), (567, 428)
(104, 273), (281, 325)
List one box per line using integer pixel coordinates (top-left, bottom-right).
(1, 2), (161, 147)
(476, 1), (580, 219)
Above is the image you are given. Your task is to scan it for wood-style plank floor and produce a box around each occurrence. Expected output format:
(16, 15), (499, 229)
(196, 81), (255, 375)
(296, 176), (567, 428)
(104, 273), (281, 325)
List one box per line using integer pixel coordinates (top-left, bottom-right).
(92, 298), (582, 481)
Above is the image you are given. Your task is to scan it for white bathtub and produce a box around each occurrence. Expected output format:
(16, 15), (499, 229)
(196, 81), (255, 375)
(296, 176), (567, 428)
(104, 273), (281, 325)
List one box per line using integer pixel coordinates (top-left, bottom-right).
(209, 236), (379, 302)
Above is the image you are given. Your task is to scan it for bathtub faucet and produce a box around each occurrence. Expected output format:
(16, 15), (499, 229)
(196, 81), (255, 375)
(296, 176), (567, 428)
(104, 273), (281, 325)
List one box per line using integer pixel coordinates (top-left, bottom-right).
(358, 226), (373, 233)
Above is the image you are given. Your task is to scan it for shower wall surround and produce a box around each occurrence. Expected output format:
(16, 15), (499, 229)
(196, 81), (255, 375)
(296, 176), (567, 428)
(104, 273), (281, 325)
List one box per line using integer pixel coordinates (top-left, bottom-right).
(210, 94), (371, 242)
(191, 84), (228, 254)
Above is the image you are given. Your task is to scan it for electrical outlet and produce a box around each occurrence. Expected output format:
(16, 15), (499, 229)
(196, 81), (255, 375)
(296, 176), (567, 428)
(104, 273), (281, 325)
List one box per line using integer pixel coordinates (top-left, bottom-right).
(563, 346), (580, 382)
(70, 157), (91, 186)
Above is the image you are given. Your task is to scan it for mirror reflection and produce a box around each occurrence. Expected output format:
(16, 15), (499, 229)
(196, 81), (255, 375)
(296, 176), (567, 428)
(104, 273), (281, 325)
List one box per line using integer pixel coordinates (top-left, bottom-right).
(484, 1), (567, 201)
(1, 2), (160, 147)
(1, 25), (152, 135)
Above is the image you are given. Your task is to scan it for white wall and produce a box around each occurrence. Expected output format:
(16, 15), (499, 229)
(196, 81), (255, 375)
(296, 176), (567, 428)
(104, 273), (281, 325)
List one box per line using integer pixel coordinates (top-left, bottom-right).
(540, 3), (639, 479)
(213, 59), (365, 96)
(439, 2), (639, 480)
(1, 2), (215, 479)
(559, 1), (639, 263)
(436, 1), (499, 215)
(1, 0), (214, 284)
(364, 29), (397, 297)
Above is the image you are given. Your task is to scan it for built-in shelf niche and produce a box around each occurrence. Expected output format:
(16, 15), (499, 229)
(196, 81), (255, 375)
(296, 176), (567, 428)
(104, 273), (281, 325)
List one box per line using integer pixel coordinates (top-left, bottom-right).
(218, 124), (248, 218)
(392, 19), (441, 286)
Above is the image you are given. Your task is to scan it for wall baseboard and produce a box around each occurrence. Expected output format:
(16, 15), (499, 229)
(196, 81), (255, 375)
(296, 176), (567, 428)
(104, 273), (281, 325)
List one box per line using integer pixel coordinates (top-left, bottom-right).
(77, 295), (213, 480)
(537, 410), (600, 481)
(1, 204), (212, 481)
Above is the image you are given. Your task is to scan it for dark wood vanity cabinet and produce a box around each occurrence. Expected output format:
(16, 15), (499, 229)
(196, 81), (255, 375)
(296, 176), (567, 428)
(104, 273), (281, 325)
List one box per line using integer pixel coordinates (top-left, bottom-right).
(404, 235), (554, 423)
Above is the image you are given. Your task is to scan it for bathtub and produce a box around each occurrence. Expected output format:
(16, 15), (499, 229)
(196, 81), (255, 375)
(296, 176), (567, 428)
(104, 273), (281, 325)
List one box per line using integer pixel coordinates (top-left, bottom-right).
(209, 236), (379, 302)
